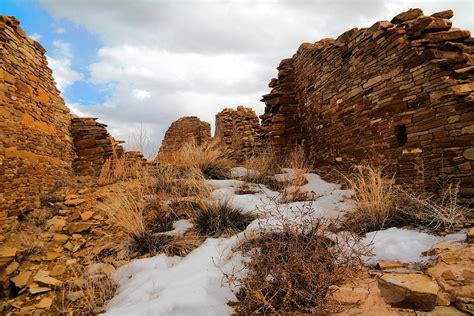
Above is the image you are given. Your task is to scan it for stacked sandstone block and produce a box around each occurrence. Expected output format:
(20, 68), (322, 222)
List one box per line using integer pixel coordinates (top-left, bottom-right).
(215, 106), (263, 161)
(260, 59), (300, 155)
(0, 16), (74, 214)
(262, 8), (474, 198)
(70, 117), (115, 175)
(156, 116), (211, 161)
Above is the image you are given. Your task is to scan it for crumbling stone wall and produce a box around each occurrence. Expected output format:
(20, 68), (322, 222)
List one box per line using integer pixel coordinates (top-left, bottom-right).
(71, 117), (115, 175)
(262, 8), (474, 198)
(0, 16), (74, 214)
(156, 116), (211, 161)
(215, 106), (263, 161)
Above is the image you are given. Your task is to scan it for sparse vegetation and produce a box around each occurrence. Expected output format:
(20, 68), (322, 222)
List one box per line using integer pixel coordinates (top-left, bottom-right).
(98, 155), (144, 185)
(191, 200), (256, 237)
(230, 218), (365, 315)
(342, 164), (468, 234)
(156, 164), (213, 198)
(164, 141), (232, 179)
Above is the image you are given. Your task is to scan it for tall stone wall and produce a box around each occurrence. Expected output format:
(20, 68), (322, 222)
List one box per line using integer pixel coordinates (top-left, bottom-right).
(0, 16), (74, 214)
(262, 8), (474, 197)
(156, 116), (211, 161)
(215, 106), (263, 161)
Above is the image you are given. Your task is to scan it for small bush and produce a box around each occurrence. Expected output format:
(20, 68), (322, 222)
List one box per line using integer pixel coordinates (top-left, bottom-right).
(129, 231), (201, 256)
(192, 200), (256, 237)
(231, 219), (364, 314)
(399, 183), (468, 233)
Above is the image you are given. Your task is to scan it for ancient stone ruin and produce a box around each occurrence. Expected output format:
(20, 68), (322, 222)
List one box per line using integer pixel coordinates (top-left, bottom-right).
(158, 8), (474, 200)
(156, 116), (211, 161)
(0, 16), (135, 216)
(0, 16), (74, 214)
(215, 106), (263, 162)
(262, 8), (474, 198)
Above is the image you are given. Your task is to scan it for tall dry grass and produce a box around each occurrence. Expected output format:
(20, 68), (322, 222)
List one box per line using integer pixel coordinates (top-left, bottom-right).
(162, 141), (232, 179)
(98, 155), (143, 185)
(342, 165), (398, 233)
(342, 164), (468, 234)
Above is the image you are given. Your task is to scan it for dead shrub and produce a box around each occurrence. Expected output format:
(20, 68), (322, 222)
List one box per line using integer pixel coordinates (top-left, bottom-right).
(231, 219), (364, 315)
(191, 200), (256, 237)
(398, 183), (468, 233)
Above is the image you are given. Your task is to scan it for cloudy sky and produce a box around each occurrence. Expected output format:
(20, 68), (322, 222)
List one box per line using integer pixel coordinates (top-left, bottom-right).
(1, 0), (473, 157)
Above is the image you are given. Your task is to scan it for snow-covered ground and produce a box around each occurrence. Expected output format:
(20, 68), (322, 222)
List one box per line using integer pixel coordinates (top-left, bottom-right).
(105, 168), (466, 315)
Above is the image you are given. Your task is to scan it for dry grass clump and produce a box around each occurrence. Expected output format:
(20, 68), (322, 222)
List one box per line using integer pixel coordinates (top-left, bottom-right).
(232, 220), (363, 315)
(286, 144), (310, 187)
(342, 165), (398, 233)
(55, 267), (117, 314)
(129, 231), (202, 256)
(279, 189), (315, 204)
(98, 155), (143, 185)
(165, 141), (232, 180)
(342, 165), (468, 234)
(156, 164), (212, 198)
(191, 200), (256, 237)
(234, 182), (262, 195)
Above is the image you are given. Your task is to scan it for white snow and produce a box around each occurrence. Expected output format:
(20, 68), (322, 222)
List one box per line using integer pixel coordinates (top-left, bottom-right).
(362, 227), (467, 264)
(105, 168), (467, 315)
(159, 219), (193, 236)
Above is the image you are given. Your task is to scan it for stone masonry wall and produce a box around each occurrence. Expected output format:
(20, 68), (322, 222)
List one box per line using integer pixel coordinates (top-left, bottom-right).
(263, 8), (474, 198)
(71, 117), (115, 175)
(0, 16), (73, 215)
(156, 116), (211, 161)
(215, 106), (263, 162)
(0, 16), (74, 214)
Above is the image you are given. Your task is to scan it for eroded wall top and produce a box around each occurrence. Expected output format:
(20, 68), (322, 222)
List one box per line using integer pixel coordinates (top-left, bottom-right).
(156, 116), (211, 161)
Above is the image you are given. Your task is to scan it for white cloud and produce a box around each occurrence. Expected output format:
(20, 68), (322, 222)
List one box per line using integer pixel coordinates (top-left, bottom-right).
(55, 26), (66, 34)
(40, 0), (474, 152)
(29, 33), (42, 41)
(46, 40), (82, 91)
(132, 89), (151, 101)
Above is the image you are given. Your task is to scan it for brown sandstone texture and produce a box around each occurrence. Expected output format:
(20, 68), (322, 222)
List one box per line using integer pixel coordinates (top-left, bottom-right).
(0, 16), (74, 214)
(261, 8), (474, 197)
(71, 117), (115, 175)
(215, 106), (263, 162)
(156, 116), (211, 161)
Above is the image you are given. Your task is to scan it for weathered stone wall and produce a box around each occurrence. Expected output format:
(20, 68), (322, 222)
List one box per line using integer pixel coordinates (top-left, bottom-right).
(71, 117), (115, 175)
(156, 116), (211, 161)
(262, 8), (474, 197)
(215, 106), (263, 161)
(0, 16), (74, 214)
